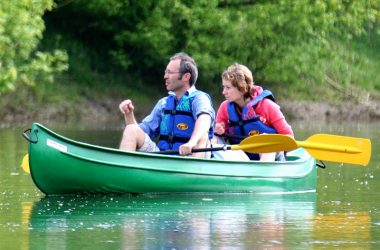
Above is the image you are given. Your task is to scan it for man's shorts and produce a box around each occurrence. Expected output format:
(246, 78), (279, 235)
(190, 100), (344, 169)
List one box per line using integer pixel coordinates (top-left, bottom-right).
(139, 133), (160, 152)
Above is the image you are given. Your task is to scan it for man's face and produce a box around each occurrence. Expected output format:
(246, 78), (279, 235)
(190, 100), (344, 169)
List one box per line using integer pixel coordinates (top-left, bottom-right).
(164, 59), (188, 94)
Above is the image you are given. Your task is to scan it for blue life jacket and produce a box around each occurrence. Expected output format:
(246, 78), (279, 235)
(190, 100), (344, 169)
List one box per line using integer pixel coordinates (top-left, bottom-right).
(158, 91), (213, 151)
(227, 90), (277, 160)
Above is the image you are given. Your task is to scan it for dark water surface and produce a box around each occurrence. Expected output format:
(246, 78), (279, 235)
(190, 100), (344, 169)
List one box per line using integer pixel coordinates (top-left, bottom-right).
(0, 121), (379, 249)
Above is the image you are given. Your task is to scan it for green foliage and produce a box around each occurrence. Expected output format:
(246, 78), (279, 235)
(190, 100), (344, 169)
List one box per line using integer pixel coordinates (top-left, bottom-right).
(42, 0), (380, 102)
(1, 0), (379, 125)
(0, 1), (68, 94)
(16, 0), (380, 104)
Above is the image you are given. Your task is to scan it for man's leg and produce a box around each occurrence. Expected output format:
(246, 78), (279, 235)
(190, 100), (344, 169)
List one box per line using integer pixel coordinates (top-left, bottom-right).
(119, 124), (146, 150)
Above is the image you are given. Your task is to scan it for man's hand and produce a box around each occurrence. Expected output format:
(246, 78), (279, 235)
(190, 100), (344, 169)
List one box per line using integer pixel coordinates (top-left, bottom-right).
(119, 99), (137, 125)
(179, 139), (197, 156)
(119, 99), (134, 115)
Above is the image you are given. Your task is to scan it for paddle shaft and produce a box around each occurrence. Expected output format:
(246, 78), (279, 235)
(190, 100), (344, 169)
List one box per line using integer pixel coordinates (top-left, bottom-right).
(155, 133), (371, 165)
(155, 145), (231, 155)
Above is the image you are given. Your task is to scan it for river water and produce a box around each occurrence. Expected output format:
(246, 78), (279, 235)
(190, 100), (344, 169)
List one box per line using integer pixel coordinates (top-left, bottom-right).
(0, 121), (379, 249)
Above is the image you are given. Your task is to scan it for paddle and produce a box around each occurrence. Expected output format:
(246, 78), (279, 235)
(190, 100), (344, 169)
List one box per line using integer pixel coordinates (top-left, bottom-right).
(242, 134), (371, 165)
(21, 154), (30, 173)
(157, 134), (371, 165)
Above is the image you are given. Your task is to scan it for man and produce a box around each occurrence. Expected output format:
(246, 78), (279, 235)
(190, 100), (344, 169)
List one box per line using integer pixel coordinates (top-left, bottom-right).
(119, 52), (215, 158)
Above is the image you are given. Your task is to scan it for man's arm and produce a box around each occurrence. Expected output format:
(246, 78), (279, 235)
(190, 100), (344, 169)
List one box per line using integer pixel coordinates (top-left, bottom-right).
(178, 91), (215, 156)
(189, 113), (212, 144)
(179, 113), (212, 156)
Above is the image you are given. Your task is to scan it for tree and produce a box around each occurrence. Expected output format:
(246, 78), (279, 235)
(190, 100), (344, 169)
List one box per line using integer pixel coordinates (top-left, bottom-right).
(47, 0), (380, 100)
(0, 1), (67, 94)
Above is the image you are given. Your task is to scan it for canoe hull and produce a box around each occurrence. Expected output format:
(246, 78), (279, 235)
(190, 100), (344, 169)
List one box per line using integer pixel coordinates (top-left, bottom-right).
(27, 123), (317, 195)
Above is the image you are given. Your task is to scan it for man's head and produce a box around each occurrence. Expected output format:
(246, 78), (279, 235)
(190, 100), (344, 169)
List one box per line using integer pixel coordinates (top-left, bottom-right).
(164, 52), (198, 96)
(169, 52), (198, 86)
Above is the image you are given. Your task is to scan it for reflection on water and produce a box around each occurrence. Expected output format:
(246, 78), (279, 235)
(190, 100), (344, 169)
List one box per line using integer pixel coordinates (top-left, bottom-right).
(27, 193), (316, 249)
(1, 121), (380, 249)
(313, 212), (371, 248)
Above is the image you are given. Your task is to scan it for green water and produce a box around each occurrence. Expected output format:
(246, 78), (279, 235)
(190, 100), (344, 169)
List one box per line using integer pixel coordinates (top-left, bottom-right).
(0, 121), (379, 249)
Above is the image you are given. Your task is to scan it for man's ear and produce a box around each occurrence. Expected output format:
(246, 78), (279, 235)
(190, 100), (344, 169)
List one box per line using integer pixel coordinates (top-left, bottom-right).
(182, 72), (191, 81)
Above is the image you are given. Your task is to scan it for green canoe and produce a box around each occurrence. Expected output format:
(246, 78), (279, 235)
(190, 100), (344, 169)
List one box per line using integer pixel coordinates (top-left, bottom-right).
(24, 123), (317, 195)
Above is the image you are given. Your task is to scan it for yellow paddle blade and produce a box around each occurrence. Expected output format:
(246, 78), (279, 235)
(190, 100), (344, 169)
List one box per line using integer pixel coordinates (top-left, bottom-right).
(231, 133), (371, 166)
(21, 154), (30, 174)
(231, 134), (297, 153)
(297, 134), (371, 166)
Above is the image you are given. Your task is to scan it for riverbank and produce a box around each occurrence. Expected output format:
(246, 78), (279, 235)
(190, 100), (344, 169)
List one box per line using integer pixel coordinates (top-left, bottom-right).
(281, 100), (380, 121)
(1, 97), (379, 129)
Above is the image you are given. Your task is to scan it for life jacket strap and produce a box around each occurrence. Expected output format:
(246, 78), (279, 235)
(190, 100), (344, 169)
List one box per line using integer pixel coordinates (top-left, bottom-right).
(228, 116), (260, 127)
(163, 109), (193, 116)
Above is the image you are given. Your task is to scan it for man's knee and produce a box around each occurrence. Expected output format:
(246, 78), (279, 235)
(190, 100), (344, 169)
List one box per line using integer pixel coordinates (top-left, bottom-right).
(123, 124), (145, 147)
(123, 124), (144, 138)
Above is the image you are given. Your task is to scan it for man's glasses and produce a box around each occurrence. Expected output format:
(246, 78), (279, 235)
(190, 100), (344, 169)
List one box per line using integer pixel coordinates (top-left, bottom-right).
(164, 70), (181, 74)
